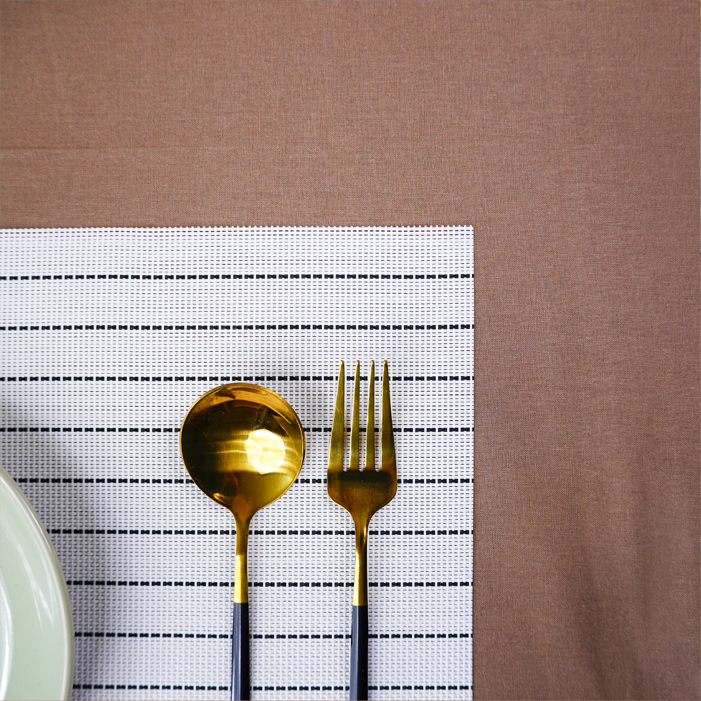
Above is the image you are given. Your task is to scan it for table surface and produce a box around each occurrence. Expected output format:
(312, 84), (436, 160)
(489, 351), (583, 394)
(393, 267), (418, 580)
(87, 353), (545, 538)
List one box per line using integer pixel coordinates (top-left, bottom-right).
(1, 3), (698, 698)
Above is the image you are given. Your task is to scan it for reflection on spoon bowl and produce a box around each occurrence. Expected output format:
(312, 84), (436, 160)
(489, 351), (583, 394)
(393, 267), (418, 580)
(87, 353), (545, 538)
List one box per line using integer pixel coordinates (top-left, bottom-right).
(181, 384), (305, 520)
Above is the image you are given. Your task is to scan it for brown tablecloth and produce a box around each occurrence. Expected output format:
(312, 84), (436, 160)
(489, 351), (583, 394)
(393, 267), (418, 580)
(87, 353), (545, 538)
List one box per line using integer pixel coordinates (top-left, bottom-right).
(1, 1), (698, 698)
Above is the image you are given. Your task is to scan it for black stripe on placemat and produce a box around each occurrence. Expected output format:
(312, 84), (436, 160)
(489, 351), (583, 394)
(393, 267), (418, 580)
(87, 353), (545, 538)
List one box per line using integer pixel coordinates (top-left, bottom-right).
(72, 683), (472, 691)
(2, 272), (474, 281)
(0, 426), (473, 433)
(16, 477), (471, 487)
(65, 580), (472, 587)
(47, 527), (472, 536)
(0, 323), (473, 331)
(0, 374), (474, 382)
(74, 631), (472, 639)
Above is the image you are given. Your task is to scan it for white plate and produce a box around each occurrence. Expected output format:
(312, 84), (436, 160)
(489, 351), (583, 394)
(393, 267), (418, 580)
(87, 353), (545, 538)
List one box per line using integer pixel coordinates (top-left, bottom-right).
(0, 466), (74, 700)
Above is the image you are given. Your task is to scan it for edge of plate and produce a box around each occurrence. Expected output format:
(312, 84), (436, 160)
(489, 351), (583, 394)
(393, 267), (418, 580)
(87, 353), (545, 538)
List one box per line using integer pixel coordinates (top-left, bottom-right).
(0, 466), (74, 700)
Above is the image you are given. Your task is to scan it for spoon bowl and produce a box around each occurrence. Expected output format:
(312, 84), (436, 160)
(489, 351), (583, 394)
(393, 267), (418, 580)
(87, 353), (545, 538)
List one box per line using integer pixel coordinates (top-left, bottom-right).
(180, 383), (305, 700)
(181, 384), (305, 519)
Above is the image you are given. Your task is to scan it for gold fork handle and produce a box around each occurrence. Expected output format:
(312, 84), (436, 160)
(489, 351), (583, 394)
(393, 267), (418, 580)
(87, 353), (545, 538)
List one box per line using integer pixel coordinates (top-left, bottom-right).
(351, 520), (369, 699)
(353, 520), (368, 606)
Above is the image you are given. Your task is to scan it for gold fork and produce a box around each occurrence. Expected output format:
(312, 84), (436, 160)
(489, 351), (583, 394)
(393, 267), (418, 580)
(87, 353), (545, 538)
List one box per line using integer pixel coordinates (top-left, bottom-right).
(327, 360), (397, 701)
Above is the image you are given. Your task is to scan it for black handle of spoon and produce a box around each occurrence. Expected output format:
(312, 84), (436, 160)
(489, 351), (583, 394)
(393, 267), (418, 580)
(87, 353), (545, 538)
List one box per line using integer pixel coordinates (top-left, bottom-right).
(350, 604), (368, 700)
(231, 602), (250, 701)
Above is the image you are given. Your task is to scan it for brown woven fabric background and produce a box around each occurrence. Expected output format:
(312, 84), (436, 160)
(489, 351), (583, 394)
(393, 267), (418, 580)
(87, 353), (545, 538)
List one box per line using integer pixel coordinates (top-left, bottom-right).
(1, 1), (699, 698)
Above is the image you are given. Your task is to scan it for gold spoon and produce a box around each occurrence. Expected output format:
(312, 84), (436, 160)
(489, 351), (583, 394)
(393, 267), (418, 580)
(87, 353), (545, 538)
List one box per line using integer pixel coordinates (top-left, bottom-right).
(180, 383), (305, 701)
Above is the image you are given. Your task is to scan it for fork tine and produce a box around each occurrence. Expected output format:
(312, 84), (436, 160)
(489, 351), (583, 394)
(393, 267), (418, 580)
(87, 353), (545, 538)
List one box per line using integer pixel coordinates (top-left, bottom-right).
(328, 361), (345, 473)
(349, 361), (360, 470)
(365, 361), (375, 470)
(381, 361), (396, 473)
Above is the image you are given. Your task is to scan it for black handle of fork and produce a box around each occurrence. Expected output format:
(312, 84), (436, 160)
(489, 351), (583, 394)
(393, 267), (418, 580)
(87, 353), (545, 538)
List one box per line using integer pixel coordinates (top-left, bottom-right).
(231, 603), (250, 701)
(350, 605), (369, 700)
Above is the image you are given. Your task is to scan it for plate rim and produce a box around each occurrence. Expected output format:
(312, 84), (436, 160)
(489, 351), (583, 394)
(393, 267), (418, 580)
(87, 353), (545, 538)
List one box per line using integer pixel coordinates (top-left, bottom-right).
(0, 465), (74, 701)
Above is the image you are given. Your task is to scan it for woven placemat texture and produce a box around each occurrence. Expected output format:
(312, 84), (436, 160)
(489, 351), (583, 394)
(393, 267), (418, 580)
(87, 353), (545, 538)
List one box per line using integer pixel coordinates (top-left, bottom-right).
(0, 226), (474, 700)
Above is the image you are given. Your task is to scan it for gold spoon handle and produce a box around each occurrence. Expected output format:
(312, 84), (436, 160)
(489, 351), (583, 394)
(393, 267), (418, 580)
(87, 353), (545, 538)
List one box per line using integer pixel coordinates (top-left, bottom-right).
(234, 518), (250, 605)
(232, 519), (250, 700)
